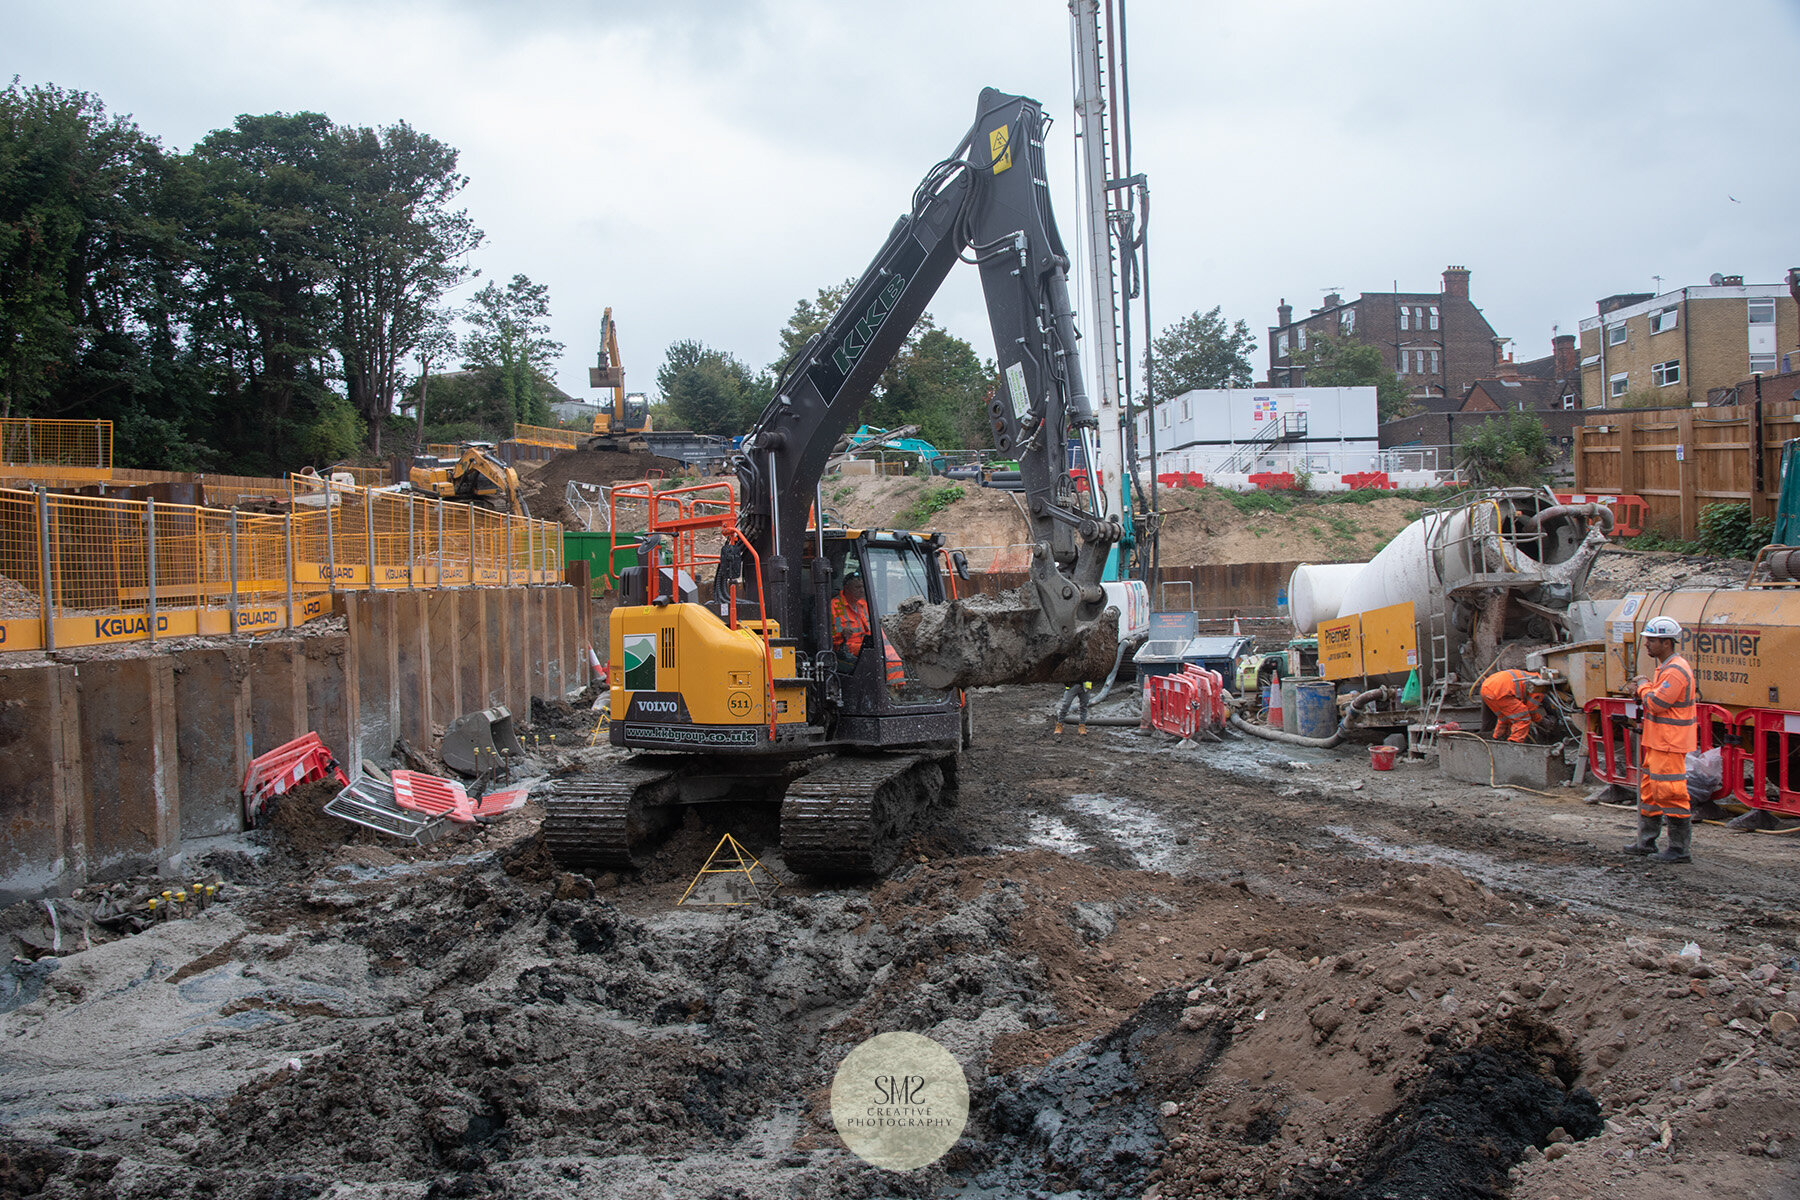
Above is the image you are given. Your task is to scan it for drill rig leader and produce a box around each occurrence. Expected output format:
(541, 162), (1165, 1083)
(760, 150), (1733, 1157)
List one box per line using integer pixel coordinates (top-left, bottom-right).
(545, 88), (1131, 876)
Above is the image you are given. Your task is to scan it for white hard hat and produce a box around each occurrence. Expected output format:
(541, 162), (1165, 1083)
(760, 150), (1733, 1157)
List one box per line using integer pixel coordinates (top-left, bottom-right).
(1643, 615), (1682, 639)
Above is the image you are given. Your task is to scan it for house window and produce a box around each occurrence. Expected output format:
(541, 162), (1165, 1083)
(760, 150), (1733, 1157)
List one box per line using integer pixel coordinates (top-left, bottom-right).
(1159, 406), (1169, 428)
(1399, 307), (1409, 331)
(1396, 352), (1408, 376)
(1610, 372), (1629, 398)
(1277, 332), (1289, 357)
(1429, 349), (1440, 375)
(1340, 308), (1356, 334)
(1296, 326), (1307, 351)
(1749, 300), (1776, 325)
(1607, 323), (1627, 346)
(1428, 306), (1440, 331)
(1751, 353), (1777, 374)
(1652, 360), (1681, 387)
(1181, 397), (1191, 420)
(1416, 307), (1426, 329)
(1562, 391), (1576, 411)
(1650, 307), (1679, 334)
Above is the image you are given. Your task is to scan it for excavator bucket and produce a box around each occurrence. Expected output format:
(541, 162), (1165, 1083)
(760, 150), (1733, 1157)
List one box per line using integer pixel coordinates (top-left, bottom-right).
(885, 587), (1125, 690)
(440, 706), (528, 777)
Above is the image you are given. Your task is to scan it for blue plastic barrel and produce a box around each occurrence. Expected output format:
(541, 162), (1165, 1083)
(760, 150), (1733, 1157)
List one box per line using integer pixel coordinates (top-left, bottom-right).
(1294, 678), (1339, 739)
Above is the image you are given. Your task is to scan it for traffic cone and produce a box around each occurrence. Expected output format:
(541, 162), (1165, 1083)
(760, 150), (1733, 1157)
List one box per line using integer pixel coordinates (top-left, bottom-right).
(1268, 670), (1283, 728)
(1232, 616), (1242, 636)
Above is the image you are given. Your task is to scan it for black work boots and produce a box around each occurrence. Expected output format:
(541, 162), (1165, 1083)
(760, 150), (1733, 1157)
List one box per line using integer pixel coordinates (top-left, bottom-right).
(1652, 817), (1693, 864)
(1621, 814), (1692, 863)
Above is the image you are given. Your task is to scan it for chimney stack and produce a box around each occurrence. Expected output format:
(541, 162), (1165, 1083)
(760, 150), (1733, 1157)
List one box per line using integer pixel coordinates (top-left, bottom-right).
(1277, 298), (1292, 327)
(1323, 292), (1342, 309)
(1442, 266), (1470, 300)
(1552, 334), (1578, 376)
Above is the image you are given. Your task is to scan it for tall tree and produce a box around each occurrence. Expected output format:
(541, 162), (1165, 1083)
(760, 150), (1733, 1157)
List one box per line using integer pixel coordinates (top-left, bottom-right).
(0, 81), (198, 448)
(325, 120), (480, 455)
(1146, 306), (1257, 397)
(184, 111), (341, 472)
(657, 340), (770, 435)
(461, 274), (563, 429)
(1289, 333), (1413, 421)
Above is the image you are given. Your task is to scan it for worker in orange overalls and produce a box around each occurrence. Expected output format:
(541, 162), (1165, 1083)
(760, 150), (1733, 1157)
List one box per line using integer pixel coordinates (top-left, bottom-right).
(830, 573), (905, 687)
(1623, 615), (1697, 863)
(1480, 668), (1547, 743)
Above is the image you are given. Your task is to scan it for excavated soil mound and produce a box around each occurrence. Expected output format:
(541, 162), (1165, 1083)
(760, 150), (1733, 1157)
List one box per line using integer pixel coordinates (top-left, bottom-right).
(523, 447), (689, 528)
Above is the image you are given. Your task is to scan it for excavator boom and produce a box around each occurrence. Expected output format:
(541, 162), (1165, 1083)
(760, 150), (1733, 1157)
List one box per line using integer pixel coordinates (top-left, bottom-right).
(730, 88), (1125, 687)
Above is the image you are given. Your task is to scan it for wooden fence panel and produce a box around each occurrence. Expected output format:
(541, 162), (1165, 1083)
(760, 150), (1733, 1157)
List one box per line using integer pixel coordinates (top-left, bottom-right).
(1574, 398), (1800, 538)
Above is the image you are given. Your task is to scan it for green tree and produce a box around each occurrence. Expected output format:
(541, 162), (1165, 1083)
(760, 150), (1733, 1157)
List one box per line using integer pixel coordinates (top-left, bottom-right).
(461, 274), (563, 429)
(1289, 333), (1413, 421)
(184, 111), (341, 473)
(1147, 306), (1257, 396)
(657, 340), (770, 435)
(1455, 411), (1553, 487)
(324, 120), (481, 455)
(0, 80), (213, 468)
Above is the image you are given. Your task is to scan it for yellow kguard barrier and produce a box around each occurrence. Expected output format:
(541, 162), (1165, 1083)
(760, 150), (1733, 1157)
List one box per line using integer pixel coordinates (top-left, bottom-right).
(511, 423), (586, 450)
(0, 482), (564, 653)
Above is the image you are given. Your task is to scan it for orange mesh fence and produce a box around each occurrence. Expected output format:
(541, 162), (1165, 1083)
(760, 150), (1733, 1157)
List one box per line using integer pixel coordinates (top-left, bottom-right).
(0, 419), (112, 470)
(0, 482), (566, 652)
(512, 423), (585, 450)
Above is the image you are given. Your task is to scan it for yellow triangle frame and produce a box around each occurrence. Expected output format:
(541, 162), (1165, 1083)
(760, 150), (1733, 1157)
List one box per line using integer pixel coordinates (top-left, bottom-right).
(677, 833), (783, 906)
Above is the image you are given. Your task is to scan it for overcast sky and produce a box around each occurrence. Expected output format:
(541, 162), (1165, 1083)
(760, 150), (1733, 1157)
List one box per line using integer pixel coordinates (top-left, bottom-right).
(12, 0), (1799, 406)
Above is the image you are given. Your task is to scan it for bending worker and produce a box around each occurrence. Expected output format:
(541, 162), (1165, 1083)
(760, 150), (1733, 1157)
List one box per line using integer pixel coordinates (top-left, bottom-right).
(1623, 615), (1696, 864)
(1480, 668), (1547, 743)
(830, 572), (905, 686)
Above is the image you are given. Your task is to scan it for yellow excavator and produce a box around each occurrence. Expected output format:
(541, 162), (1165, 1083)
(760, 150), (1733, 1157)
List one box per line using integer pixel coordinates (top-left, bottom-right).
(587, 307), (652, 452)
(408, 442), (530, 516)
(544, 88), (1144, 877)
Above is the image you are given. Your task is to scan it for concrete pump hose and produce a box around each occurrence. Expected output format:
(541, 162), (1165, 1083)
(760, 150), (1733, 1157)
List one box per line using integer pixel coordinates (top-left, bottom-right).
(1225, 686), (1393, 749)
(1527, 503), (1614, 532)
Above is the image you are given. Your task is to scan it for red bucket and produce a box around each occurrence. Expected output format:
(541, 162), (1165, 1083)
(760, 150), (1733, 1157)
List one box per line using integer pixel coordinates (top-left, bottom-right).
(1369, 745), (1399, 771)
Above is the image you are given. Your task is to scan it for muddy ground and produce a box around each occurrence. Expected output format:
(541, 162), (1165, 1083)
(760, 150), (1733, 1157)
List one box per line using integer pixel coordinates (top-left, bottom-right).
(4, 682), (1799, 1199)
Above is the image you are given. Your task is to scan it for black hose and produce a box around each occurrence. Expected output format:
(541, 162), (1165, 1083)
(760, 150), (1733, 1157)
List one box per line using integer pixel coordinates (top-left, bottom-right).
(1226, 686), (1392, 748)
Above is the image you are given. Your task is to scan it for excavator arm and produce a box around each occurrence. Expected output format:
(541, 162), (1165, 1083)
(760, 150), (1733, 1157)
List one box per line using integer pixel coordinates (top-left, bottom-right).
(732, 88), (1122, 673)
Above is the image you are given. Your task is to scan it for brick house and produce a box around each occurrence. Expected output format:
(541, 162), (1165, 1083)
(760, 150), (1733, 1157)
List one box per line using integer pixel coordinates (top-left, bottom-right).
(1266, 266), (1505, 408)
(1575, 274), (1800, 409)
(1379, 335), (1582, 473)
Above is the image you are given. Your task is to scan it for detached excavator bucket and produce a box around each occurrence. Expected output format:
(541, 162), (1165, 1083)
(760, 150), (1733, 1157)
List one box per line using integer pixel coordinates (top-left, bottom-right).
(440, 706), (527, 777)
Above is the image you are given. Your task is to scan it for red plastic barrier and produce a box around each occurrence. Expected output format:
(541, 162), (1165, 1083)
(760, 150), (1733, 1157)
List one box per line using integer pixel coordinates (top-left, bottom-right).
(1341, 471), (1395, 491)
(1157, 473), (1184, 488)
(1730, 709), (1800, 817)
(391, 769), (476, 823)
(242, 733), (349, 824)
(1248, 472), (1297, 491)
(1148, 673), (1198, 739)
(1183, 472), (1206, 489)
(1584, 698), (1641, 789)
(1555, 492), (1648, 538)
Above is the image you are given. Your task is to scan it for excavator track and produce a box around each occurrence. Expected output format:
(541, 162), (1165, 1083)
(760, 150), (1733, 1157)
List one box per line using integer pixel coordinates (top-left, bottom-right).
(780, 752), (957, 877)
(542, 760), (680, 870)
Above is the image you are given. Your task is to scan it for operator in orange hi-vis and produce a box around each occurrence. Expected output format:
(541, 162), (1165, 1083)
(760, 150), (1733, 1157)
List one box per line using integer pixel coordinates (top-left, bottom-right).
(829, 572), (904, 687)
(1479, 668), (1548, 743)
(1622, 615), (1697, 864)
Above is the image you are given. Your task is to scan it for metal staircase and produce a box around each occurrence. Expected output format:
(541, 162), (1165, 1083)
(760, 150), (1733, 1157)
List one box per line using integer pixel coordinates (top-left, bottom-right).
(1216, 412), (1308, 474)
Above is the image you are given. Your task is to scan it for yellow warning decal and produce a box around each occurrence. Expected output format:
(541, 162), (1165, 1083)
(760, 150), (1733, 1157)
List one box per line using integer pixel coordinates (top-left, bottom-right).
(988, 124), (1012, 174)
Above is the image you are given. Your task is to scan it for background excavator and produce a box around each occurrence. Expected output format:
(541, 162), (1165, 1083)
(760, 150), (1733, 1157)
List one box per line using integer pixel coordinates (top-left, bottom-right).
(585, 307), (653, 452)
(546, 87), (1148, 876)
(407, 442), (530, 516)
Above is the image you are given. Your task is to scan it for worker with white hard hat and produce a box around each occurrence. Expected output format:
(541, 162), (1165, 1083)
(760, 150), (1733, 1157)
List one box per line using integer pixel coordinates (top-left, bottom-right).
(1623, 615), (1697, 863)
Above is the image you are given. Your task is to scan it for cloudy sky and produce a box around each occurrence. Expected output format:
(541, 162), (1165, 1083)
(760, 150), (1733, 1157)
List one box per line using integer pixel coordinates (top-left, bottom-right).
(12, 0), (1799, 404)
